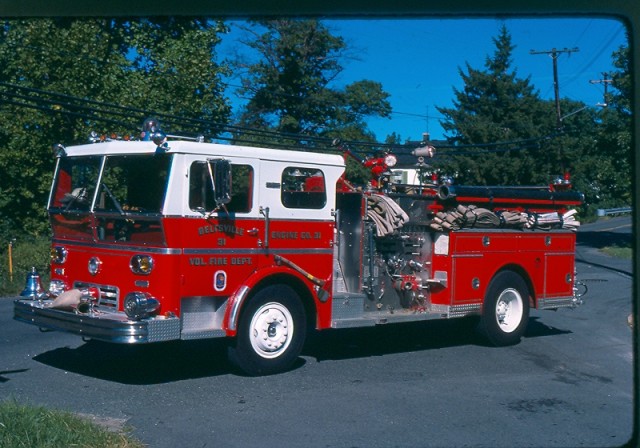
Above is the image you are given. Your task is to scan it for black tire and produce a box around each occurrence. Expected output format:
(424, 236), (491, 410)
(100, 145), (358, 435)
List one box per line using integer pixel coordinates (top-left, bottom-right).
(479, 271), (530, 346)
(228, 284), (306, 376)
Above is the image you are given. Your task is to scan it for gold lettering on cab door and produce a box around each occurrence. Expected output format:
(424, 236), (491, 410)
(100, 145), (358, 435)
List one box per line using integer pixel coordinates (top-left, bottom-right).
(189, 257), (253, 266)
(271, 231), (298, 239)
(271, 231), (322, 239)
(198, 224), (244, 236)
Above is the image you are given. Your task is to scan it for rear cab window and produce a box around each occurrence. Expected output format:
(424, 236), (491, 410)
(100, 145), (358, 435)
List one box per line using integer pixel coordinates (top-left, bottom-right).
(281, 167), (326, 209)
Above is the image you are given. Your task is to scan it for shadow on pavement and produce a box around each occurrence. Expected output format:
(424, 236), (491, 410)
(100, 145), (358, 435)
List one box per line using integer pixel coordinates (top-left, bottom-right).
(304, 316), (569, 362)
(33, 316), (569, 382)
(577, 230), (632, 249)
(34, 339), (236, 384)
(0, 369), (30, 383)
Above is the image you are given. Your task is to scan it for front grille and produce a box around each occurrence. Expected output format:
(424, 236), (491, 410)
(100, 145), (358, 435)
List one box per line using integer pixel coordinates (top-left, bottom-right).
(74, 282), (120, 312)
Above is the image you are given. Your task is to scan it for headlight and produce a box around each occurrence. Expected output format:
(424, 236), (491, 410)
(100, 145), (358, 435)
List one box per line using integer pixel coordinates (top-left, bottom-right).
(124, 292), (160, 320)
(51, 246), (68, 264)
(88, 257), (102, 276)
(130, 255), (154, 275)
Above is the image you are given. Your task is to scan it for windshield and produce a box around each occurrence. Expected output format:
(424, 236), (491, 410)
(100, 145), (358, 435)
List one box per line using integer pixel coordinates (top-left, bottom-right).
(50, 156), (101, 211)
(49, 154), (172, 244)
(50, 155), (171, 214)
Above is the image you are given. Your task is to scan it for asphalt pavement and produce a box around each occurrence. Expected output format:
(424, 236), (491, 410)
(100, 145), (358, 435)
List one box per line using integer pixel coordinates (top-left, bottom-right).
(575, 216), (633, 276)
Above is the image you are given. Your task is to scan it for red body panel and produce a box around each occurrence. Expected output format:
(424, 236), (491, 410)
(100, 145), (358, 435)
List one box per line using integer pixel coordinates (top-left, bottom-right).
(430, 230), (576, 308)
(50, 216), (336, 331)
(50, 240), (182, 315)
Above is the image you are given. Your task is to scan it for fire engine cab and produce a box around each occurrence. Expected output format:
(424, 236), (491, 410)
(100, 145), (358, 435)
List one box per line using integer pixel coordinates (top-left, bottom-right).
(14, 123), (585, 375)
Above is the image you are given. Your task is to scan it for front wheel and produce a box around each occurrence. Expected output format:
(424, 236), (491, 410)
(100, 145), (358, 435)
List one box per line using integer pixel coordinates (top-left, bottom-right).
(228, 285), (306, 375)
(479, 271), (530, 346)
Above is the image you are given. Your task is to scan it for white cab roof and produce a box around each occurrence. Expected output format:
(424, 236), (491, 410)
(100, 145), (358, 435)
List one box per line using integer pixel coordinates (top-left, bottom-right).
(64, 140), (345, 168)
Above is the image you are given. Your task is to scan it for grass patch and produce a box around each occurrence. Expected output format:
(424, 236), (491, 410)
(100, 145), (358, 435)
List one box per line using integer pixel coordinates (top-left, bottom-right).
(0, 400), (145, 448)
(600, 244), (632, 259)
(0, 236), (51, 297)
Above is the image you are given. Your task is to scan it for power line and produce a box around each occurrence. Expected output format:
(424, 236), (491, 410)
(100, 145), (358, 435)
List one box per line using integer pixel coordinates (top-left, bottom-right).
(561, 26), (624, 94)
(0, 82), (568, 161)
(530, 47), (580, 129)
(0, 82), (335, 145)
(589, 72), (613, 107)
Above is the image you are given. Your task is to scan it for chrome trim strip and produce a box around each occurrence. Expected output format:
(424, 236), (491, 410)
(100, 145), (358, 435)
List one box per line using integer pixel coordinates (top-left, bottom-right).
(183, 248), (333, 256)
(52, 239), (332, 256)
(52, 239), (182, 255)
(228, 285), (250, 331)
(90, 156), (107, 211)
(47, 158), (61, 208)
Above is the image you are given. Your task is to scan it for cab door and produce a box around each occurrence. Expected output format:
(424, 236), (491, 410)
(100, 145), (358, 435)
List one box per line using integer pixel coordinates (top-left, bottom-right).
(173, 156), (261, 298)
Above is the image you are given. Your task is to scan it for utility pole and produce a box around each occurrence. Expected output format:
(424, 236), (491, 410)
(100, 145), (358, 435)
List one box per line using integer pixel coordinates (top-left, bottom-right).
(425, 105), (430, 135)
(530, 47), (579, 129)
(589, 72), (613, 107)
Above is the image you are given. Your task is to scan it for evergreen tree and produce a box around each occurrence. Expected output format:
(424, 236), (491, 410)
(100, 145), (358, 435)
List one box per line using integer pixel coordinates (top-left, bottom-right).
(572, 44), (632, 210)
(436, 25), (558, 185)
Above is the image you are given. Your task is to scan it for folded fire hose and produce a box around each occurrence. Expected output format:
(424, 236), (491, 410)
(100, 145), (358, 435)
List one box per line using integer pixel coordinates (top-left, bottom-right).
(366, 197), (579, 236)
(366, 194), (410, 237)
(429, 204), (580, 232)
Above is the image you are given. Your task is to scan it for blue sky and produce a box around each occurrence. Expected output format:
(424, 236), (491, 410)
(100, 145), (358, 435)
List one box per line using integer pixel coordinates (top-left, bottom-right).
(221, 18), (628, 143)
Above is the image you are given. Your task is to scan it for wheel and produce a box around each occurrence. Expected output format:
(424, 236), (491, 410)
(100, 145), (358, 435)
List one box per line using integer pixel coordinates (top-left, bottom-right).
(479, 271), (530, 346)
(228, 285), (306, 375)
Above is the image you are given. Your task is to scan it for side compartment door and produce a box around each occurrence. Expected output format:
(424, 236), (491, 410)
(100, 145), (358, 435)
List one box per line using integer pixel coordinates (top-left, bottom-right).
(543, 234), (576, 298)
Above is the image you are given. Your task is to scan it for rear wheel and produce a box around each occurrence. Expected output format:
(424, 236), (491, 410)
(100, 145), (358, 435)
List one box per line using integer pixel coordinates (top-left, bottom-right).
(228, 285), (306, 375)
(479, 271), (530, 346)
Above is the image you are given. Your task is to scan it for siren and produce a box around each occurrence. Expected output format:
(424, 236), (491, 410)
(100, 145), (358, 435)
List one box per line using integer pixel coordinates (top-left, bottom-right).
(20, 267), (48, 300)
(142, 117), (169, 150)
(412, 145), (435, 158)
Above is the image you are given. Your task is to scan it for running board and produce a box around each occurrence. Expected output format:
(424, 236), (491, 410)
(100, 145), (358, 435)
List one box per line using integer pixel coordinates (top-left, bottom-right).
(537, 296), (577, 310)
(330, 293), (481, 329)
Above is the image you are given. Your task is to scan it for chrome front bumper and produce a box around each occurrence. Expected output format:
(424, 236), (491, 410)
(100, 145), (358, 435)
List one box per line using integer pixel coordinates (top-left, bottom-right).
(14, 298), (180, 344)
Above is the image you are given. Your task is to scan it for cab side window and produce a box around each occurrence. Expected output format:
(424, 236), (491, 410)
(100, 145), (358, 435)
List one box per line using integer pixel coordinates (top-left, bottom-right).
(189, 162), (253, 213)
(281, 167), (326, 209)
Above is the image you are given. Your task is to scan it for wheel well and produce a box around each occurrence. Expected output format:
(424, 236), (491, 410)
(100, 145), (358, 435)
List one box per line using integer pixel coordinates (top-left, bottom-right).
(495, 264), (535, 306)
(245, 274), (317, 329)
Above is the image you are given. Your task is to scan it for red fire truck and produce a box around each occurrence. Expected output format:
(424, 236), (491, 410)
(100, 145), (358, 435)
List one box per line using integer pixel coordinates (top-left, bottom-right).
(14, 122), (585, 375)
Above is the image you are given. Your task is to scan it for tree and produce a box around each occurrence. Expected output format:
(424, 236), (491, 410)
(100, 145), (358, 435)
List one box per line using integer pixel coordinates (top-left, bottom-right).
(124, 18), (231, 135)
(436, 25), (559, 186)
(234, 19), (391, 144)
(572, 44), (632, 210)
(0, 18), (231, 238)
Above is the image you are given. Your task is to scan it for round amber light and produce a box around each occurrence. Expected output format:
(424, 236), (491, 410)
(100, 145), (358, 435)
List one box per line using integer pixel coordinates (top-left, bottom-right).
(130, 255), (154, 275)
